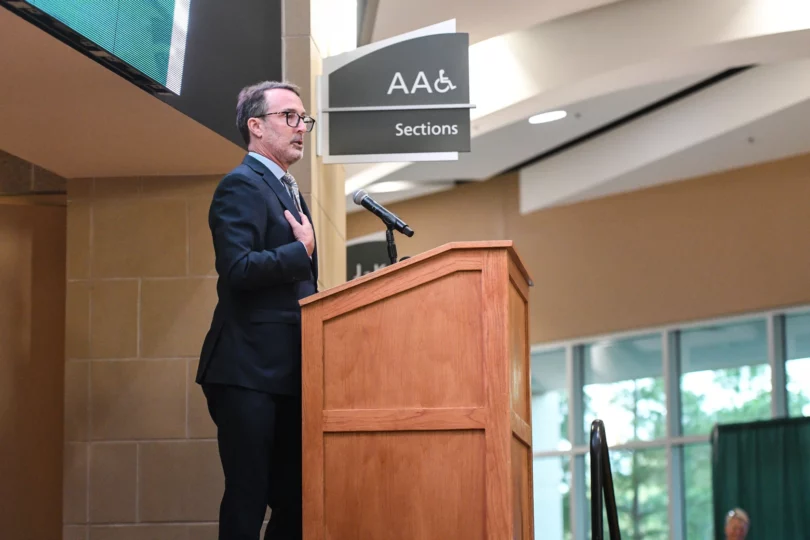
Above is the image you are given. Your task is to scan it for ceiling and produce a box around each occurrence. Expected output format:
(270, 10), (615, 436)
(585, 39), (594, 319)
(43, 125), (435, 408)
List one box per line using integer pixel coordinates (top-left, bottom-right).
(4, 0), (810, 209)
(348, 0), (810, 214)
(0, 5), (242, 179)
(370, 0), (623, 45)
(597, 98), (810, 202)
(371, 72), (712, 184)
(519, 56), (810, 212)
(347, 70), (712, 210)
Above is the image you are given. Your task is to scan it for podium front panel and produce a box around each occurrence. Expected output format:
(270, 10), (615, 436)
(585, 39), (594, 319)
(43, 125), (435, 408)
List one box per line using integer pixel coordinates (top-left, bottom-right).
(301, 243), (534, 540)
(321, 271), (484, 411)
(323, 431), (486, 540)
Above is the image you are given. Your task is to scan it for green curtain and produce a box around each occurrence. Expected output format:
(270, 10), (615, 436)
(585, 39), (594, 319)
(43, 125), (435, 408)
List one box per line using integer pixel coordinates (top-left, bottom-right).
(711, 416), (810, 539)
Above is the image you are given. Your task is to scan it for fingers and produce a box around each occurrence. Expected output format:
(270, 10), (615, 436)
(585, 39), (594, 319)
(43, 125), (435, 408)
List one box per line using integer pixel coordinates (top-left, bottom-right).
(285, 210), (313, 234)
(283, 210), (299, 229)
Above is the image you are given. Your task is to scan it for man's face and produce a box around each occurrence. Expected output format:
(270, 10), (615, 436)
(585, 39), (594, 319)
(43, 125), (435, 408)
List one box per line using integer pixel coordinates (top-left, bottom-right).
(725, 517), (748, 540)
(253, 88), (308, 169)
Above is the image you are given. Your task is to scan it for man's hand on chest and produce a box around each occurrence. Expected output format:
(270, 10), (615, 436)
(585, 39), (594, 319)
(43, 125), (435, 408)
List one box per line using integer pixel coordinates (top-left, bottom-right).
(284, 210), (315, 257)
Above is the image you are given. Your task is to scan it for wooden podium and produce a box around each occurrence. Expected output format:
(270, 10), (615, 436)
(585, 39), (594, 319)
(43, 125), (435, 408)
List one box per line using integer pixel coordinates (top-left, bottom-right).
(299, 241), (535, 540)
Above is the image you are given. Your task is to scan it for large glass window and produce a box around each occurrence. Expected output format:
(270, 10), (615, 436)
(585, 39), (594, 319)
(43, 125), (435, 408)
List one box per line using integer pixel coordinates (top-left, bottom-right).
(612, 448), (669, 539)
(785, 312), (810, 417)
(531, 306), (804, 540)
(533, 456), (572, 540)
(583, 334), (665, 445)
(683, 444), (713, 540)
(680, 319), (771, 436)
(531, 348), (569, 451)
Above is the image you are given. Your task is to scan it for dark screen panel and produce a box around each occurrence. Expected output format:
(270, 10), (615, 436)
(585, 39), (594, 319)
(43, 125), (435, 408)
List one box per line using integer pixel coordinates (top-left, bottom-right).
(157, 0), (283, 148)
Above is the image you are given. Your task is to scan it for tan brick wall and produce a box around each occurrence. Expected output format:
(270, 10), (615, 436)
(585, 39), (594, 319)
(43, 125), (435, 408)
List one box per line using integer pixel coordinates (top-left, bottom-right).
(63, 176), (224, 540)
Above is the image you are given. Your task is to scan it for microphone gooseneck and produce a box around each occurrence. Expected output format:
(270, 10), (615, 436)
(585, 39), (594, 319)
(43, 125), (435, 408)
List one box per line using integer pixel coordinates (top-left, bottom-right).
(353, 189), (414, 265)
(352, 189), (414, 238)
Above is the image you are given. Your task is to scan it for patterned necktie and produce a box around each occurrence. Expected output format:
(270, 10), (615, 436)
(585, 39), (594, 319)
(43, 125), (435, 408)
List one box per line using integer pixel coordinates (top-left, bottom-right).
(280, 172), (302, 213)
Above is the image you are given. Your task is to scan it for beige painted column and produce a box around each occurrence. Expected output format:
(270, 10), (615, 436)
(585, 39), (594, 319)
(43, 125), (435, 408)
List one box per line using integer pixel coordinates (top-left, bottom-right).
(0, 150), (66, 540)
(282, 0), (347, 290)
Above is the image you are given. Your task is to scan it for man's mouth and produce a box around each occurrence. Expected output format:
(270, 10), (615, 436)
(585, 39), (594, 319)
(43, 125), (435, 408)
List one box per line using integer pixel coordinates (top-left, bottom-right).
(292, 140), (303, 148)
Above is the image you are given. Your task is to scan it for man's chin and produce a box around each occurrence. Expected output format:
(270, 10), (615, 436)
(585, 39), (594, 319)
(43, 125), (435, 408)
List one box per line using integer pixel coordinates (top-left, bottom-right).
(287, 148), (304, 163)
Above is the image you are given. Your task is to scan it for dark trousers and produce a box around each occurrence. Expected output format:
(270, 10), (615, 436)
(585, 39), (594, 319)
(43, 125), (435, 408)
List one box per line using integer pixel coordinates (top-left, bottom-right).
(203, 384), (302, 540)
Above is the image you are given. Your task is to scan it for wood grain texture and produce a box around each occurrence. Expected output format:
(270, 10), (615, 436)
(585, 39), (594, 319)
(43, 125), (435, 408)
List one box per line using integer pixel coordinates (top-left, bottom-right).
(511, 412), (532, 447)
(509, 258), (530, 302)
(301, 301), (325, 540)
(323, 431), (486, 540)
(323, 407), (487, 432)
(300, 242), (534, 540)
(509, 285), (531, 423)
(300, 240), (531, 307)
(512, 435), (534, 540)
(322, 271), (483, 410)
(509, 262), (535, 540)
(482, 249), (512, 540)
(321, 251), (482, 321)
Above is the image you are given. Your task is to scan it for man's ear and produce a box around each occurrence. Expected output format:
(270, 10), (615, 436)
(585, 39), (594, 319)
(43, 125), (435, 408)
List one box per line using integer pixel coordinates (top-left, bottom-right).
(247, 117), (263, 139)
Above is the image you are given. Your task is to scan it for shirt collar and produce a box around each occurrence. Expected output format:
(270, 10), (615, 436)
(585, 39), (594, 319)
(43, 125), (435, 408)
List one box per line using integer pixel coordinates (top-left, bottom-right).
(248, 151), (286, 180)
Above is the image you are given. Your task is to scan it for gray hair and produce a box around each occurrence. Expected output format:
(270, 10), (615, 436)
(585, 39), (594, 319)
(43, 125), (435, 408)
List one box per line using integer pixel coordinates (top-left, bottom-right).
(726, 508), (750, 528)
(236, 80), (301, 144)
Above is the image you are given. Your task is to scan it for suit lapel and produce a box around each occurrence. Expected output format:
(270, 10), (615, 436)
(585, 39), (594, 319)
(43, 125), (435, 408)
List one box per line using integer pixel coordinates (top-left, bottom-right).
(299, 195), (319, 283)
(243, 155), (301, 221)
(244, 155), (317, 285)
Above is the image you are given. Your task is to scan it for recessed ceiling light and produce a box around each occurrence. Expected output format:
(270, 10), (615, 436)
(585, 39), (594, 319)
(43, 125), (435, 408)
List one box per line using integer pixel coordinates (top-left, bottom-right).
(529, 110), (567, 124)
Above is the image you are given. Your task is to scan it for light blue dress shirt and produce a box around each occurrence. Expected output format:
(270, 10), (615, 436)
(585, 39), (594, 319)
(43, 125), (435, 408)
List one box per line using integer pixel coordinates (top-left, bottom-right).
(248, 151), (286, 183)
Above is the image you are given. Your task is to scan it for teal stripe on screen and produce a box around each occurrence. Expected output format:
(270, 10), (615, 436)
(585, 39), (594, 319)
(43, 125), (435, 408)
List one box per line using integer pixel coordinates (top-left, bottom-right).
(28, 0), (177, 88)
(30, 0), (118, 52)
(114, 0), (175, 86)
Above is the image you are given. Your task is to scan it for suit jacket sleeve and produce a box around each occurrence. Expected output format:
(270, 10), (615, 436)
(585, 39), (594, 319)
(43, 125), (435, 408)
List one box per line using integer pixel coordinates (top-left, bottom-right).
(210, 173), (311, 290)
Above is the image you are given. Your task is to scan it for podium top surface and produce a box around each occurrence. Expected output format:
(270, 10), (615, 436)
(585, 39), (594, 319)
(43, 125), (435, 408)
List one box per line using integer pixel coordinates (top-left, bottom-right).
(300, 240), (533, 307)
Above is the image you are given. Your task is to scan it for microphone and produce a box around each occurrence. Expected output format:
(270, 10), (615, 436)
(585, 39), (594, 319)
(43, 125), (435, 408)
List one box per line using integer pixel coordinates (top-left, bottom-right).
(352, 190), (414, 237)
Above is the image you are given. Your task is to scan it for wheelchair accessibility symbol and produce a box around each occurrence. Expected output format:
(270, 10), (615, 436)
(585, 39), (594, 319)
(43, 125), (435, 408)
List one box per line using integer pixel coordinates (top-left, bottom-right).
(386, 70), (459, 95)
(433, 70), (456, 93)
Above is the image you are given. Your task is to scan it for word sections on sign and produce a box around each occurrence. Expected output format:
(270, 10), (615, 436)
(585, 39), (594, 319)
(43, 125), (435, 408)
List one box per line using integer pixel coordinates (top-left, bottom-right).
(395, 122), (460, 137)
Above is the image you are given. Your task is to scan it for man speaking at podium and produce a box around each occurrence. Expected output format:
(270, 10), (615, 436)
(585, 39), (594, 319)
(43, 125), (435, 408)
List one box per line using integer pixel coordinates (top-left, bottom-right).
(196, 80), (318, 540)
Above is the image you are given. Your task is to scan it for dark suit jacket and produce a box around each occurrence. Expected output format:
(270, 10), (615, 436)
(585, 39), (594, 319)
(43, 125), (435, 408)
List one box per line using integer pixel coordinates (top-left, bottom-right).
(196, 154), (318, 395)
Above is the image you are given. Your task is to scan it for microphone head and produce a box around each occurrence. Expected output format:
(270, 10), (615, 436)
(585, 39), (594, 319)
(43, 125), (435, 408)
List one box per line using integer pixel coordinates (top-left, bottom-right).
(352, 189), (367, 205)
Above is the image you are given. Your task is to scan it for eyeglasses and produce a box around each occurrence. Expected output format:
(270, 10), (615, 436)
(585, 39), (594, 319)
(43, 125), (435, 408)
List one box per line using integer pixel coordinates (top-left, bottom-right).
(257, 111), (316, 132)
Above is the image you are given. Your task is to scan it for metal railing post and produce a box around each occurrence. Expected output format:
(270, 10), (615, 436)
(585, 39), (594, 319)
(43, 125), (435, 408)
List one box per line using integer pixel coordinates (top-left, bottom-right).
(590, 420), (622, 540)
